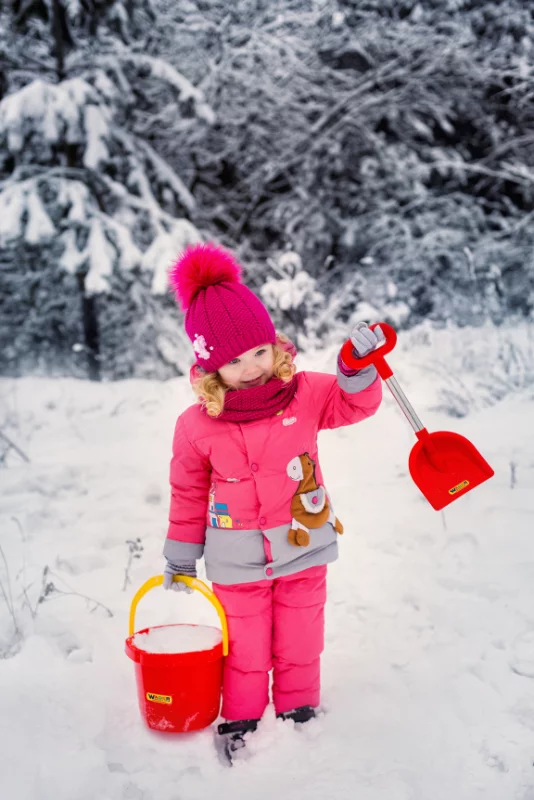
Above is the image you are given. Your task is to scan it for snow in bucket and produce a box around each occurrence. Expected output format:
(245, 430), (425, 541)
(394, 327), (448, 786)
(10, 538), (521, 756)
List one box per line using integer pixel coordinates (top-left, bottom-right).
(132, 624), (222, 654)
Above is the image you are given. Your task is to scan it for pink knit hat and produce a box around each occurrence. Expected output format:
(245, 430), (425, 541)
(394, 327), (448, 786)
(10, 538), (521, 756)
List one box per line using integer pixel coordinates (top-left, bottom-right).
(169, 243), (276, 371)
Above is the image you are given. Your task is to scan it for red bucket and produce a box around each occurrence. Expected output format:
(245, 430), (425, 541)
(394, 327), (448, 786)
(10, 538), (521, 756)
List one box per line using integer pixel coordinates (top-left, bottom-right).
(125, 576), (229, 733)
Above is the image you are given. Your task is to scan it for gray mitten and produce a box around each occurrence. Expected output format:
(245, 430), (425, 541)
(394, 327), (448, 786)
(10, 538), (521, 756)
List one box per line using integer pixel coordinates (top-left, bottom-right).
(350, 322), (385, 357)
(163, 558), (197, 593)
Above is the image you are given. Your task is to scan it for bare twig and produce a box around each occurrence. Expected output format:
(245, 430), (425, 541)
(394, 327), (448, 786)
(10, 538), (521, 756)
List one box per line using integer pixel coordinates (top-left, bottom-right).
(12, 517), (28, 601)
(510, 461), (517, 490)
(0, 545), (20, 635)
(428, 160), (534, 187)
(41, 590), (114, 617)
(0, 430), (30, 463)
(123, 538), (144, 592)
(37, 567), (114, 618)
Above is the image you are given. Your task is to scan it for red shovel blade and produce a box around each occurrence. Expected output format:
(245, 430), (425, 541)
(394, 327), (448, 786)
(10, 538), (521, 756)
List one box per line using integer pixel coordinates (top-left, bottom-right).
(342, 322), (495, 510)
(409, 429), (495, 511)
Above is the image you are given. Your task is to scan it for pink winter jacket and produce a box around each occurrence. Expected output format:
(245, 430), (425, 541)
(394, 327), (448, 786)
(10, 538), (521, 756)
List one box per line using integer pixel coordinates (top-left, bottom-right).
(163, 366), (382, 585)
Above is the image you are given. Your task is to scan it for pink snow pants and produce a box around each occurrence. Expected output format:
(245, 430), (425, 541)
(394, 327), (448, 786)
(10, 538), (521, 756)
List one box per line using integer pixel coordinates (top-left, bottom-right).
(212, 565), (327, 721)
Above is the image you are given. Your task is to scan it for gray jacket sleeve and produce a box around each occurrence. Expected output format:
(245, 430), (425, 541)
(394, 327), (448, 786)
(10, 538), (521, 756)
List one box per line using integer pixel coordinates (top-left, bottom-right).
(163, 538), (204, 563)
(336, 362), (378, 394)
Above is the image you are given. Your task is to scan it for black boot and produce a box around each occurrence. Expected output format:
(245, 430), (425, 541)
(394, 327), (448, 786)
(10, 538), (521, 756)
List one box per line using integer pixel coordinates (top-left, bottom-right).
(217, 718), (259, 765)
(277, 705), (316, 724)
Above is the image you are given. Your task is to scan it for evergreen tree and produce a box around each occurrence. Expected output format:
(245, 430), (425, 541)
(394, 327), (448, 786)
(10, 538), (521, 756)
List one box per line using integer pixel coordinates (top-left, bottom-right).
(0, 0), (212, 378)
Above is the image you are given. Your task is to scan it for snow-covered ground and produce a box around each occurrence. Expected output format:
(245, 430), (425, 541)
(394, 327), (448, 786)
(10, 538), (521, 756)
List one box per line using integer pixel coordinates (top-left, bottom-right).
(1, 323), (533, 800)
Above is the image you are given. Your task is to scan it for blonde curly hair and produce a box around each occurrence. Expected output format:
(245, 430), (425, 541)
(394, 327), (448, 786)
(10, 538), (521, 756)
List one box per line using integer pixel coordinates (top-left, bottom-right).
(192, 332), (296, 418)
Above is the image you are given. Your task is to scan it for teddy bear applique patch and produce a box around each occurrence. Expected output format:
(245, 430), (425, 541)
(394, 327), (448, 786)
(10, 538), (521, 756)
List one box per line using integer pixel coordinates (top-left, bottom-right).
(286, 453), (344, 547)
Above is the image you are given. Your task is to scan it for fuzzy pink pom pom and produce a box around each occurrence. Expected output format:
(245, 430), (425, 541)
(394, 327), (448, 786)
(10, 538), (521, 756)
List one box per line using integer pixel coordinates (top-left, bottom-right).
(169, 243), (242, 310)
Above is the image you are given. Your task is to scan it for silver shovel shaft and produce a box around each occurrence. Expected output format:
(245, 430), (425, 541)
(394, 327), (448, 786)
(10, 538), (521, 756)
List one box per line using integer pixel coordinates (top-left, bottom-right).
(385, 376), (425, 434)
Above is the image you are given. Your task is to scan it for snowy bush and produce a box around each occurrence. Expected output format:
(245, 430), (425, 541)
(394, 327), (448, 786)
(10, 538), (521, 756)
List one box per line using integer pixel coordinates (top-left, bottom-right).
(398, 320), (534, 417)
(259, 251), (325, 345)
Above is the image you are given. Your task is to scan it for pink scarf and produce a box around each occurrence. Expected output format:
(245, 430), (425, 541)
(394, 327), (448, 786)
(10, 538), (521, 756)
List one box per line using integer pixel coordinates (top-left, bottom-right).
(190, 336), (298, 422)
(218, 376), (297, 422)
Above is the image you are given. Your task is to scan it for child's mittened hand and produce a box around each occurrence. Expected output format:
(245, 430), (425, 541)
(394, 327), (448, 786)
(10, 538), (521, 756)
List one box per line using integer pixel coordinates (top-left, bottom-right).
(350, 322), (385, 357)
(163, 559), (196, 593)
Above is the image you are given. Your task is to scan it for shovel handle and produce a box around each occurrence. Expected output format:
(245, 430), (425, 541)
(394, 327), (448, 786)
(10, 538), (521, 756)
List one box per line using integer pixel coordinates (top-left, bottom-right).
(340, 322), (397, 379)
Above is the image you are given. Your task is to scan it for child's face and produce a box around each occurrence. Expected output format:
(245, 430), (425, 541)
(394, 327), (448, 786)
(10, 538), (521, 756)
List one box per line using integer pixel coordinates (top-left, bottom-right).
(218, 343), (275, 390)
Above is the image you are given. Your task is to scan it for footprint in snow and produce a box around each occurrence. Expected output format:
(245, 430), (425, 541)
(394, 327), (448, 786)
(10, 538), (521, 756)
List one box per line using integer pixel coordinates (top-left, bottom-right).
(510, 631), (534, 679)
(439, 532), (479, 570)
(56, 553), (106, 575)
(121, 782), (145, 800)
(480, 742), (508, 773)
(46, 628), (92, 662)
(66, 647), (92, 663)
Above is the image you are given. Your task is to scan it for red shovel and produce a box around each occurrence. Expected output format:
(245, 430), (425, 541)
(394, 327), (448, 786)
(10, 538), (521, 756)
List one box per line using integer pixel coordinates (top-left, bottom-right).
(341, 322), (494, 510)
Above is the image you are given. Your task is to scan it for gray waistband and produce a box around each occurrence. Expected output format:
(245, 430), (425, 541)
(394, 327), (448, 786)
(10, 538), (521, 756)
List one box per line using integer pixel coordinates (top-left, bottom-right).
(204, 523), (339, 585)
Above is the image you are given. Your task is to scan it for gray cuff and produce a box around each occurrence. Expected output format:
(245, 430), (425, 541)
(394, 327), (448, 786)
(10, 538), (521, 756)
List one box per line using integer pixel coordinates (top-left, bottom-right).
(164, 560), (197, 576)
(163, 539), (204, 562)
(336, 364), (378, 393)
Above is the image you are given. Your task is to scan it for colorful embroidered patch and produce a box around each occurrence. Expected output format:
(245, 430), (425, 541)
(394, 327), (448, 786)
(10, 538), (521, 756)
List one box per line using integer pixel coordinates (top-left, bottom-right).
(208, 489), (234, 528)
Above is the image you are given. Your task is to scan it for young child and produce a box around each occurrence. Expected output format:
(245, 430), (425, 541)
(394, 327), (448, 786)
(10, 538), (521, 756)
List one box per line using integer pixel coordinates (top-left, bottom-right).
(162, 243), (383, 762)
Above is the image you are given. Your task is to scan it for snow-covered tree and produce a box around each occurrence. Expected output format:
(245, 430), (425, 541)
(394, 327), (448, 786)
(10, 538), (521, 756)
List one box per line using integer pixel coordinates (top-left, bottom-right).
(156, 0), (534, 332)
(2, 0), (534, 379)
(0, 0), (211, 378)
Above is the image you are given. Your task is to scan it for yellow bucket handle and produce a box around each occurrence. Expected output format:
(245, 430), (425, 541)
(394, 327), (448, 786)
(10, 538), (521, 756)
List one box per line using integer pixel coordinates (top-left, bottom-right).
(128, 575), (229, 656)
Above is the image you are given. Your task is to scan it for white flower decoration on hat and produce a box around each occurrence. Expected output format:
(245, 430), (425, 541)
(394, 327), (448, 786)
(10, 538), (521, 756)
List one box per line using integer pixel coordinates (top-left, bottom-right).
(193, 334), (211, 360)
